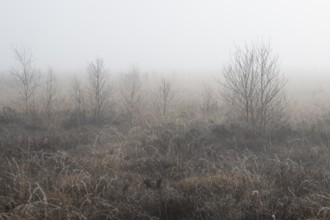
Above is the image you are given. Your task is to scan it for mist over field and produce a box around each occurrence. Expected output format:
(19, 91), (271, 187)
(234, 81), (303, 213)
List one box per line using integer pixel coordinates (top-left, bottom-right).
(2, 1), (330, 219)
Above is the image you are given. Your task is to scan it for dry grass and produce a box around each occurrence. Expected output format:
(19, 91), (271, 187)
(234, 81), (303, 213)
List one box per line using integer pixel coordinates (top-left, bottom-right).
(1, 115), (330, 219)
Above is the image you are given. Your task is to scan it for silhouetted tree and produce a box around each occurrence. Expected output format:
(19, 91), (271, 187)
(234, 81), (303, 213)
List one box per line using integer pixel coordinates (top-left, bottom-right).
(71, 76), (86, 125)
(10, 44), (40, 113)
(221, 41), (287, 132)
(158, 77), (174, 117)
(44, 67), (57, 120)
(120, 65), (142, 124)
(200, 85), (218, 118)
(87, 58), (112, 121)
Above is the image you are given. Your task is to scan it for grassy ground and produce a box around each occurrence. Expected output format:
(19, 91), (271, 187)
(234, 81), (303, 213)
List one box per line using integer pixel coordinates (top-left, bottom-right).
(1, 115), (330, 220)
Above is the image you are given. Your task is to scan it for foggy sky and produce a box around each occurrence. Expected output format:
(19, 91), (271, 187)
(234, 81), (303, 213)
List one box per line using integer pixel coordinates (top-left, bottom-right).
(1, 0), (330, 73)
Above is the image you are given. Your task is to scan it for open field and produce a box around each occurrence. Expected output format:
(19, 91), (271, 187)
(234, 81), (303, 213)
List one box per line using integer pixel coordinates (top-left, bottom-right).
(2, 1), (330, 219)
(2, 40), (330, 219)
(1, 108), (330, 220)
(2, 0), (330, 219)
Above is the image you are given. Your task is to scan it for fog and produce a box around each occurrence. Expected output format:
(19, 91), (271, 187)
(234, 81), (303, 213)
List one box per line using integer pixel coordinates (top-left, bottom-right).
(3, 2), (330, 219)
(1, 0), (330, 74)
(1, 0), (330, 121)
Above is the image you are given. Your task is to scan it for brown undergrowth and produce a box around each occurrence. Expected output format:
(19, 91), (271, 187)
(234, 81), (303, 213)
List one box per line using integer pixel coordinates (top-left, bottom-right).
(1, 119), (330, 219)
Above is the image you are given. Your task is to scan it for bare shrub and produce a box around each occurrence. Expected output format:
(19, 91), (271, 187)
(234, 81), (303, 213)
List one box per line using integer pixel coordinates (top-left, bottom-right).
(120, 65), (143, 124)
(87, 58), (112, 121)
(200, 85), (218, 119)
(69, 76), (87, 127)
(10, 44), (41, 114)
(44, 68), (57, 121)
(221, 41), (287, 132)
(158, 77), (174, 118)
(71, 76), (86, 112)
(0, 106), (19, 123)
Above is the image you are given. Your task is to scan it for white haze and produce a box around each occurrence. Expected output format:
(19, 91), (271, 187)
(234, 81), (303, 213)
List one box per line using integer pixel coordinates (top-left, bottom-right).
(0, 0), (330, 74)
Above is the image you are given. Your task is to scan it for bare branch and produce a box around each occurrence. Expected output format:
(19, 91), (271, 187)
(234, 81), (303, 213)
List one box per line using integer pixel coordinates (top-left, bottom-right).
(87, 58), (112, 121)
(221, 40), (287, 132)
(10, 44), (40, 113)
(44, 67), (57, 119)
(120, 65), (143, 124)
(158, 77), (174, 117)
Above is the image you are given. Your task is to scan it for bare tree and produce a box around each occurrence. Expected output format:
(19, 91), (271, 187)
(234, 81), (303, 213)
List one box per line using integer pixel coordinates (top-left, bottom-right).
(71, 76), (86, 117)
(87, 58), (112, 120)
(221, 41), (287, 131)
(0, 72), (4, 106)
(158, 77), (174, 117)
(10, 44), (40, 113)
(44, 67), (57, 119)
(121, 65), (142, 123)
(200, 85), (218, 118)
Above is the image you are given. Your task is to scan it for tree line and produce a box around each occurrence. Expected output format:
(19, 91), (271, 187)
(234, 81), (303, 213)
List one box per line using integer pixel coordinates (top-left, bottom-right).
(2, 40), (287, 134)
